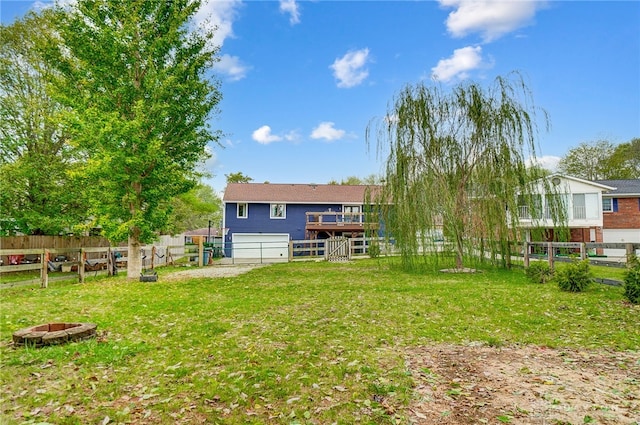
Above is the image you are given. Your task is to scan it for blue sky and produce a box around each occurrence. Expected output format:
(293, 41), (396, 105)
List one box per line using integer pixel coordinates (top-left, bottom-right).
(2, 1), (639, 193)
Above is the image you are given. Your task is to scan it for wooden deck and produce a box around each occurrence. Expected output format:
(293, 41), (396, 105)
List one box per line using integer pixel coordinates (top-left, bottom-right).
(305, 211), (378, 236)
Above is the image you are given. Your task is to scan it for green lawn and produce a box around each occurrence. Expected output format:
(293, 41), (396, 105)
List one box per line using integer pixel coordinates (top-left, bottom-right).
(1, 258), (638, 424)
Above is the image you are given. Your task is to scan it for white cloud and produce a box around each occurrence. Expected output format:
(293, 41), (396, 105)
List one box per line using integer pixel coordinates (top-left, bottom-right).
(310, 122), (346, 142)
(440, 0), (543, 42)
(213, 54), (250, 81)
(528, 155), (561, 171)
(252, 125), (282, 144)
(284, 130), (302, 142)
(279, 0), (301, 25)
(194, 0), (243, 48)
(203, 145), (218, 169)
(330, 48), (370, 88)
(431, 46), (485, 82)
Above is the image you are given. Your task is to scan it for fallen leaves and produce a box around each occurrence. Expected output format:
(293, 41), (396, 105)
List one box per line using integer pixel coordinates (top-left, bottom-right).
(406, 344), (640, 424)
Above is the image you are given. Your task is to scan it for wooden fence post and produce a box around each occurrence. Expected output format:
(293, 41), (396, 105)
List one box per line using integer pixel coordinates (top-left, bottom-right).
(79, 248), (85, 283)
(626, 243), (636, 267)
(107, 247), (113, 276)
(289, 240), (293, 262)
(198, 238), (204, 267)
(580, 243), (587, 260)
(41, 249), (49, 289)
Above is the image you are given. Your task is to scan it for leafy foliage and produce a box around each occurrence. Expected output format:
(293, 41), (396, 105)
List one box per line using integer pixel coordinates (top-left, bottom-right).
(0, 11), (89, 235)
(609, 138), (640, 179)
(525, 261), (554, 284)
(225, 171), (254, 184)
(623, 263), (640, 304)
(556, 260), (592, 292)
(558, 138), (640, 180)
(557, 140), (617, 180)
(368, 241), (381, 258)
(368, 73), (563, 270)
(328, 174), (384, 185)
(45, 0), (222, 277)
(163, 183), (222, 234)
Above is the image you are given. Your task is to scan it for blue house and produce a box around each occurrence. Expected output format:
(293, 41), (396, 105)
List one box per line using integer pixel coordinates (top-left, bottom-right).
(222, 183), (380, 260)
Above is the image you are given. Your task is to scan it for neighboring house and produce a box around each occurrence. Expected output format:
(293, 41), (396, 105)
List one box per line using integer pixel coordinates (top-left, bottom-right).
(183, 227), (224, 245)
(222, 183), (380, 260)
(517, 175), (615, 243)
(594, 179), (640, 258)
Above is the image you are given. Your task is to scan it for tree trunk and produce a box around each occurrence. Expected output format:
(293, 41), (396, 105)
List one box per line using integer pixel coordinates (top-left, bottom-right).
(455, 233), (464, 269)
(127, 234), (142, 280)
(127, 182), (143, 280)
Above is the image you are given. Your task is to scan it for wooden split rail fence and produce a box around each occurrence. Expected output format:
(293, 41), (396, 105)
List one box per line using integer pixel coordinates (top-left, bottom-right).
(522, 242), (640, 269)
(0, 244), (199, 288)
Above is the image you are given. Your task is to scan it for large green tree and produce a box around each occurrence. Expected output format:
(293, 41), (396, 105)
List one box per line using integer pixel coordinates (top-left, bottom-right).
(557, 140), (618, 180)
(0, 11), (87, 235)
(46, 0), (222, 278)
(609, 138), (640, 179)
(369, 74), (560, 270)
(163, 183), (222, 234)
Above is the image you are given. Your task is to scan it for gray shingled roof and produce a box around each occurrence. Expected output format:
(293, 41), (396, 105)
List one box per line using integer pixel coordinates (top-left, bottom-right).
(595, 179), (640, 196)
(223, 183), (380, 204)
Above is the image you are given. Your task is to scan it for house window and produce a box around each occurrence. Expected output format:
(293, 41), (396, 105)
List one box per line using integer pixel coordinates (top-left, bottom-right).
(544, 194), (567, 220)
(573, 193), (599, 219)
(237, 203), (248, 218)
(517, 194), (542, 219)
(602, 198), (613, 213)
(343, 205), (362, 223)
(270, 203), (286, 219)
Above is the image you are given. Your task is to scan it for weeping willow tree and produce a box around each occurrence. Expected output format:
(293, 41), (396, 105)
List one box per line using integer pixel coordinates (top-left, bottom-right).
(368, 73), (566, 270)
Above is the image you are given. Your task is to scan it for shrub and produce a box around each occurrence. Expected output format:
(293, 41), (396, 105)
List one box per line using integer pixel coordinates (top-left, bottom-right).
(368, 242), (380, 259)
(556, 259), (591, 293)
(623, 264), (640, 304)
(525, 261), (553, 284)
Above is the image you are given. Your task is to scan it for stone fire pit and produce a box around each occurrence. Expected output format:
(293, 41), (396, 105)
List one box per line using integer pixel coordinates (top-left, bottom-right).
(13, 323), (97, 347)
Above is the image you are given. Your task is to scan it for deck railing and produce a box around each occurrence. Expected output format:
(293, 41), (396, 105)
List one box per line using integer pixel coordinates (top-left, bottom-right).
(305, 211), (366, 224)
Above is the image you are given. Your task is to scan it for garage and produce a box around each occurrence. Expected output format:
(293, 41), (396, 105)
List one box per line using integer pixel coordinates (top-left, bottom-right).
(603, 229), (640, 259)
(231, 233), (290, 262)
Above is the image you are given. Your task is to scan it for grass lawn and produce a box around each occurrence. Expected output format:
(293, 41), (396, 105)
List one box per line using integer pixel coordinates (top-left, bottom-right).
(1, 258), (638, 424)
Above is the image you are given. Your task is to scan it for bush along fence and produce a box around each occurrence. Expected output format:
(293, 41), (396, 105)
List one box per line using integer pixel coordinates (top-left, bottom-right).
(523, 242), (640, 287)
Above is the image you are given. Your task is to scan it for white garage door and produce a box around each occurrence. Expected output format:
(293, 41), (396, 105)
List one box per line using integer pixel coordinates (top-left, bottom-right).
(603, 229), (640, 259)
(232, 233), (290, 261)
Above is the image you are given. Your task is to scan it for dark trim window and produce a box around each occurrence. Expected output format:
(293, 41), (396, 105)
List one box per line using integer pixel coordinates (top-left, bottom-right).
(237, 203), (248, 218)
(270, 203), (286, 219)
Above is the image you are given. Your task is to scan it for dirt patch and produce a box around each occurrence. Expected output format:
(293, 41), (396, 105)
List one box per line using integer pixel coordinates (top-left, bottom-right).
(405, 344), (639, 424)
(164, 264), (267, 280)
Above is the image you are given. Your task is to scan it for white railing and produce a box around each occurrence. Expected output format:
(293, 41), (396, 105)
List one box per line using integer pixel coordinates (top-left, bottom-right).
(573, 205), (586, 220)
(518, 205), (530, 219)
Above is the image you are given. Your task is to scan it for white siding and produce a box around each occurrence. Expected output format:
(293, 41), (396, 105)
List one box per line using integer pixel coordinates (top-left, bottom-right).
(603, 229), (640, 258)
